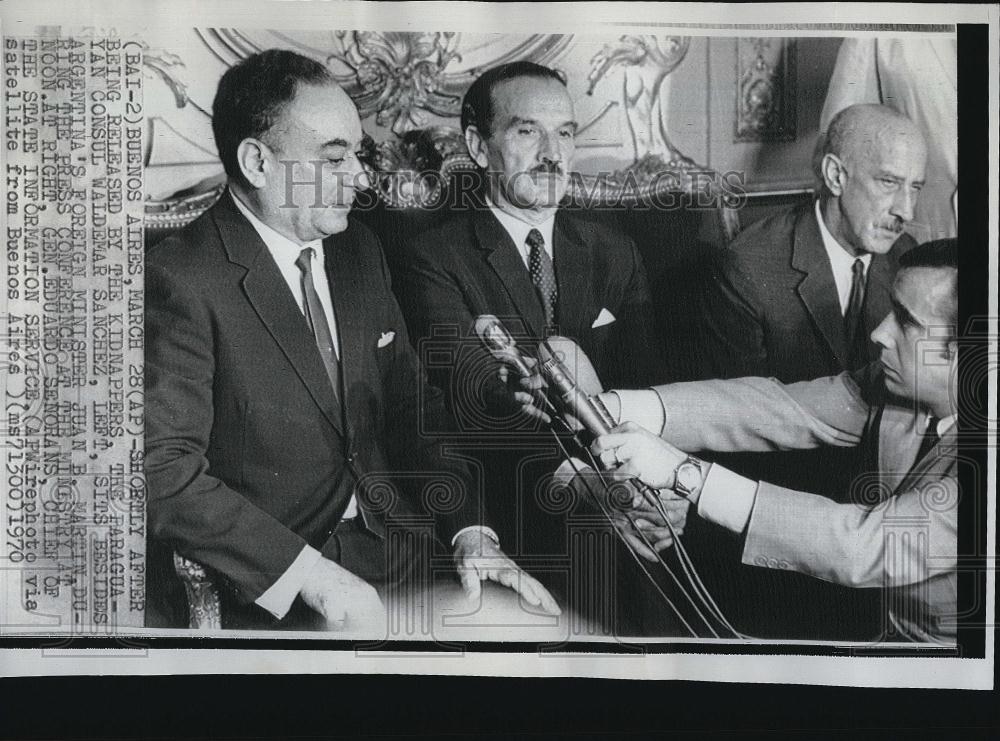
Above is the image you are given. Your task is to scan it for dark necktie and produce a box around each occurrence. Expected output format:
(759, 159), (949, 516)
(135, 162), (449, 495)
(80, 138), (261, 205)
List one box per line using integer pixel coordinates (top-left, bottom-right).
(844, 258), (868, 368)
(913, 416), (941, 468)
(526, 228), (558, 330)
(295, 247), (341, 401)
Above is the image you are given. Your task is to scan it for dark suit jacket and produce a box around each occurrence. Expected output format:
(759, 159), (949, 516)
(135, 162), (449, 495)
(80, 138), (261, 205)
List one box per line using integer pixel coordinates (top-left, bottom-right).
(700, 201), (914, 381)
(393, 207), (663, 409)
(390, 206), (667, 633)
(145, 193), (483, 626)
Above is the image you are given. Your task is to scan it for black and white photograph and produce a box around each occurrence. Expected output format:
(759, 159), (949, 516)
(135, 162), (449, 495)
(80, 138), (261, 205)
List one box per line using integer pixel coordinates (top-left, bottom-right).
(0, 0), (994, 693)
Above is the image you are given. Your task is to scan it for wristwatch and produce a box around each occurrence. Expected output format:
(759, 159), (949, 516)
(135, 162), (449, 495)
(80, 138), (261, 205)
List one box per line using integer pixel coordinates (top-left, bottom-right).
(671, 456), (705, 500)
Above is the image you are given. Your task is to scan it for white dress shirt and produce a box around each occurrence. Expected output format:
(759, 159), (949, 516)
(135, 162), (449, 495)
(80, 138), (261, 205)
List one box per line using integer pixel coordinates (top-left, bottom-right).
(488, 200), (556, 268)
(931, 413), (957, 438)
(815, 200), (873, 315)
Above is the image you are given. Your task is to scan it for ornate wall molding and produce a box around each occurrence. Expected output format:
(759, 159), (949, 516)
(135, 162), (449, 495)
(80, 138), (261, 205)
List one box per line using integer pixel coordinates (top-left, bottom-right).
(586, 35), (694, 167)
(194, 29), (573, 135)
(144, 30), (738, 236)
(735, 37), (797, 142)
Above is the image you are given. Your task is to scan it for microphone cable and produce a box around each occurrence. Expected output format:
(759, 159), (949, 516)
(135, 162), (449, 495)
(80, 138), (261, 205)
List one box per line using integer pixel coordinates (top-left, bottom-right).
(578, 444), (750, 640)
(547, 427), (703, 638)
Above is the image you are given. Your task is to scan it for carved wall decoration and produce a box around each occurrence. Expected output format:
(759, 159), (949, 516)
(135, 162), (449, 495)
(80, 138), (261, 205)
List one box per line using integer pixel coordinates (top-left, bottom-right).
(735, 37), (797, 142)
(586, 35), (694, 168)
(141, 29), (756, 237)
(142, 46), (198, 111)
(194, 28), (573, 135)
(371, 126), (466, 207)
(327, 32), (463, 134)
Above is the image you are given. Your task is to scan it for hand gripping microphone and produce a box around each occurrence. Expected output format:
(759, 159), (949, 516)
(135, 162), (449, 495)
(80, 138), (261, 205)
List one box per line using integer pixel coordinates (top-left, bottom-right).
(473, 314), (534, 378)
(539, 337), (677, 533)
(530, 345), (743, 639)
(536, 336), (617, 438)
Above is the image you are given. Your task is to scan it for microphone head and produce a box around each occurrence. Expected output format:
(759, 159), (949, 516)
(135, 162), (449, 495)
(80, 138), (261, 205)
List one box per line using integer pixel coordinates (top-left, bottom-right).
(540, 336), (605, 396)
(474, 315), (532, 377)
(474, 315), (513, 351)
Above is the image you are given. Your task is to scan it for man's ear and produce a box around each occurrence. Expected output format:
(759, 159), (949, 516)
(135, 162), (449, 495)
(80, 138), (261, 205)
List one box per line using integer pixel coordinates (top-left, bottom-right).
(465, 126), (490, 169)
(236, 138), (270, 189)
(820, 153), (847, 198)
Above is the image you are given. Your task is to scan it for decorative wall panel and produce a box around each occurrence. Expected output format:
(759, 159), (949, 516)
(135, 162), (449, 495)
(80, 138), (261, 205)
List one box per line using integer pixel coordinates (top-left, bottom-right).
(136, 28), (838, 223)
(735, 37), (797, 143)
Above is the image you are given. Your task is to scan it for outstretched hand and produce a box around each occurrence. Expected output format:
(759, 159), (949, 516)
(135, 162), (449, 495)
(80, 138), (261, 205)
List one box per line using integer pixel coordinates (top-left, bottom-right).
(453, 530), (561, 615)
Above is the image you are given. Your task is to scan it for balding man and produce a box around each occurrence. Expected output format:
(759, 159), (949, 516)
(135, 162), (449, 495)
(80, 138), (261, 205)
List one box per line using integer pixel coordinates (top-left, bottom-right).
(689, 103), (927, 639)
(701, 103), (927, 383)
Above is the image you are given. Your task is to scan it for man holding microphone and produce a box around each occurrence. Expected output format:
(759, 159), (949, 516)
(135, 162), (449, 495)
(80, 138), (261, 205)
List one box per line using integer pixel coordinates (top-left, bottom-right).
(588, 239), (959, 643)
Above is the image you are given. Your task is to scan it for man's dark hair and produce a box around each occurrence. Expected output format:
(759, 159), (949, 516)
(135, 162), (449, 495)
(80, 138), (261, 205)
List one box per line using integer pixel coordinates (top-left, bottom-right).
(900, 238), (959, 331)
(212, 49), (336, 188)
(899, 238), (958, 271)
(460, 61), (566, 138)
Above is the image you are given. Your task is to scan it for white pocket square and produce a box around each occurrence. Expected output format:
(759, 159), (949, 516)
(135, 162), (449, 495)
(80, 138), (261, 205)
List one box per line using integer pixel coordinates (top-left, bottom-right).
(377, 331), (395, 348)
(591, 308), (616, 329)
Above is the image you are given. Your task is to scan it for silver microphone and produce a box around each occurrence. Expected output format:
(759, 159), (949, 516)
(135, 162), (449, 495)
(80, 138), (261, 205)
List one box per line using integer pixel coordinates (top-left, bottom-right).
(473, 315), (534, 378)
(536, 337), (616, 437)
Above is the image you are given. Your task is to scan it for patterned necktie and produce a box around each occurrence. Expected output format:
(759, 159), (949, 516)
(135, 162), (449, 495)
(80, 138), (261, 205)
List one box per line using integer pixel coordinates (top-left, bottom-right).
(295, 247), (341, 402)
(844, 258), (868, 368)
(526, 228), (558, 330)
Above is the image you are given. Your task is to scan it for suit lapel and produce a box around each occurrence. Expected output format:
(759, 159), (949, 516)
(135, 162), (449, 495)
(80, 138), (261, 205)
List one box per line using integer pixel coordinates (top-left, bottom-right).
(322, 232), (365, 437)
(552, 212), (592, 337)
(473, 210), (547, 338)
(213, 193), (345, 436)
(792, 206), (849, 367)
(863, 251), (896, 340)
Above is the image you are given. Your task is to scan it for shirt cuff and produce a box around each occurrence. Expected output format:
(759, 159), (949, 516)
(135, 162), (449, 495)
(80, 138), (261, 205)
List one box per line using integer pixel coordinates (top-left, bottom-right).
(696, 463), (758, 534)
(604, 389), (665, 435)
(254, 545), (323, 619)
(451, 525), (501, 548)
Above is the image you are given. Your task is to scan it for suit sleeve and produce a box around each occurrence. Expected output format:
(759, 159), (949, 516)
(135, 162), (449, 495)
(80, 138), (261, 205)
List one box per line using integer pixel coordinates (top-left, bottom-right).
(393, 239), (513, 419)
(651, 372), (870, 454)
(145, 261), (309, 603)
(392, 238), (474, 366)
(374, 243), (490, 538)
(697, 248), (769, 379)
(742, 469), (957, 588)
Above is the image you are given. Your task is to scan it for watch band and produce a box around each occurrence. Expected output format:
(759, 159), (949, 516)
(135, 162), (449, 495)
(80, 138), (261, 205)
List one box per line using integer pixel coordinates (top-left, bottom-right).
(672, 456), (705, 499)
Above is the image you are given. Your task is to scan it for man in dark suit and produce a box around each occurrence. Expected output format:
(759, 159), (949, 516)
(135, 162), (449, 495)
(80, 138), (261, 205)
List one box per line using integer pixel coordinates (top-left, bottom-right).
(391, 62), (672, 633)
(394, 62), (662, 397)
(701, 103), (927, 384)
(688, 104), (928, 638)
(595, 239), (959, 643)
(145, 49), (557, 631)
